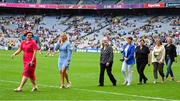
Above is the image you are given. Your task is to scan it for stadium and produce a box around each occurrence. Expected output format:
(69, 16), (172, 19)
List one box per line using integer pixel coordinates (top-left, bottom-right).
(0, 0), (180, 100)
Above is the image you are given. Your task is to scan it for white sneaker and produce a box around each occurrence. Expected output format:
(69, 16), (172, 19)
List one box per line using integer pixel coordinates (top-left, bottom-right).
(127, 82), (131, 86)
(66, 81), (72, 88)
(123, 81), (127, 85)
(153, 80), (157, 84)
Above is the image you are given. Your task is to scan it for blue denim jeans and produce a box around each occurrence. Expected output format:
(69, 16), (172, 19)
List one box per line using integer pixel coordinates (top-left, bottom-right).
(165, 56), (174, 78)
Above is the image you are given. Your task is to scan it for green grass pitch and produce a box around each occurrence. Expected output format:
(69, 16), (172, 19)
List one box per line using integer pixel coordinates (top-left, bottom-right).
(0, 50), (180, 100)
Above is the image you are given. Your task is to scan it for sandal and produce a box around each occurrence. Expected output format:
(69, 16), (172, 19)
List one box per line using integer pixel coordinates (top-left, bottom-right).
(66, 81), (72, 88)
(32, 87), (38, 92)
(14, 88), (22, 92)
(60, 85), (65, 89)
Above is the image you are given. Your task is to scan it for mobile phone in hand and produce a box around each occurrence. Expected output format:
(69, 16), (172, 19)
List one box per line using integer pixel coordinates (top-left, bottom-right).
(28, 62), (34, 67)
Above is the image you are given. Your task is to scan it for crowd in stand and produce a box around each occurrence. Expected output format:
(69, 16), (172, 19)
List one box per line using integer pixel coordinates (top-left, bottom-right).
(0, 14), (179, 53)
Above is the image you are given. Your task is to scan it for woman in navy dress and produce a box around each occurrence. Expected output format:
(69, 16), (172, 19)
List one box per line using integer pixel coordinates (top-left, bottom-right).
(54, 33), (73, 88)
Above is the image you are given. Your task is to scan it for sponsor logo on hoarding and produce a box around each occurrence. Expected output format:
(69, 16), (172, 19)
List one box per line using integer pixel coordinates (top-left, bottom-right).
(166, 3), (180, 8)
(144, 2), (165, 8)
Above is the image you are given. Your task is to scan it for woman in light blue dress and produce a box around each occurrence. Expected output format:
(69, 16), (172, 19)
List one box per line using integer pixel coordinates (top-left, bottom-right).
(54, 33), (72, 88)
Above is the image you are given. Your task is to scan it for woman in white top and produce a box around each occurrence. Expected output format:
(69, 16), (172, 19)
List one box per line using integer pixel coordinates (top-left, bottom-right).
(152, 39), (165, 84)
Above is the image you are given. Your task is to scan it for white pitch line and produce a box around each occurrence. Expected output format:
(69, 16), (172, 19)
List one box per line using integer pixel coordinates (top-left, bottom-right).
(0, 80), (178, 101)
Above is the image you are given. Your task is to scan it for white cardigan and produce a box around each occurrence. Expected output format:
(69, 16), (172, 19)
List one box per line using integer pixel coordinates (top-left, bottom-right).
(151, 45), (166, 63)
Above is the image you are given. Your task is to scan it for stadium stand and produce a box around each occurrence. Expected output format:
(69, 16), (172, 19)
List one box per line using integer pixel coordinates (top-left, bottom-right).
(0, 13), (179, 51)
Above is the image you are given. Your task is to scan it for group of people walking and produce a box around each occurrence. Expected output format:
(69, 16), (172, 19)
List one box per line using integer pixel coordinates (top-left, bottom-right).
(11, 32), (177, 92)
(99, 36), (177, 86)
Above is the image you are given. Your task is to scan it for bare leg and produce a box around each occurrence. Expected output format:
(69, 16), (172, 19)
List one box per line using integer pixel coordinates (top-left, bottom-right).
(65, 71), (69, 83)
(30, 78), (38, 91)
(30, 78), (37, 89)
(45, 52), (49, 57)
(59, 70), (62, 84)
(15, 76), (28, 91)
(61, 68), (65, 86)
(64, 69), (71, 88)
(59, 70), (65, 88)
(52, 51), (54, 56)
(39, 50), (42, 54)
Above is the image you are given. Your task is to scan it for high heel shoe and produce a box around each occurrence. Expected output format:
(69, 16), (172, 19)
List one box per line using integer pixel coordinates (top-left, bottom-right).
(60, 85), (65, 89)
(32, 87), (38, 92)
(66, 81), (72, 88)
(14, 88), (22, 92)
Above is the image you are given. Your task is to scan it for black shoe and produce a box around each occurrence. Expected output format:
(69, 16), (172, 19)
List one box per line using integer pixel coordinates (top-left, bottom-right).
(113, 81), (117, 86)
(98, 84), (104, 87)
(162, 77), (165, 82)
(137, 82), (142, 85)
(144, 78), (148, 84)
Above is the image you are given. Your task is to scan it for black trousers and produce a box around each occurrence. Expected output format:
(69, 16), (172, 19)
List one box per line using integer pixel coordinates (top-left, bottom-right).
(136, 61), (147, 83)
(99, 62), (116, 85)
(153, 62), (165, 79)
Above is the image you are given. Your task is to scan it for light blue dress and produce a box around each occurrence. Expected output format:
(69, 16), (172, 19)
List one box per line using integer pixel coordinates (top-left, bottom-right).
(54, 41), (72, 70)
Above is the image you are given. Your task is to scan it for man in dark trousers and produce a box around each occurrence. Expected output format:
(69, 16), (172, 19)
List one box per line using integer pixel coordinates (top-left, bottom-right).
(98, 37), (116, 86)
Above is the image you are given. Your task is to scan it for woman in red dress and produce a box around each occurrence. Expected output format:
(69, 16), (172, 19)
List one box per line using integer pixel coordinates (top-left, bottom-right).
(12, 32), (38, 92)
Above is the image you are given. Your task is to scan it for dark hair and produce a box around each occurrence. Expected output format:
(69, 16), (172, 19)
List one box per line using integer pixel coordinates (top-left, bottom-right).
(25, 32), (33, 37)
(127, 37), (133, 41)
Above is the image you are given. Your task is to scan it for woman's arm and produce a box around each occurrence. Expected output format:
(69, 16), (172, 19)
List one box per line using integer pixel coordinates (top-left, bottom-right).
(107, 46), (113, 64)
(30, 50), (37, 62)
(11, 48), (22, 59)
(67, 43), (73, 61)
(29, 41), (38, 65)
(151, 48), (155, 63)
(146, 47), (151, 65)
(147, 46), (150, 54)
(173, 45), (177, 62)
(160, 46), (165, 63)
(135, 46), (138, 59)
(127, 45), (135, 60)
(173, 45), (177, 57)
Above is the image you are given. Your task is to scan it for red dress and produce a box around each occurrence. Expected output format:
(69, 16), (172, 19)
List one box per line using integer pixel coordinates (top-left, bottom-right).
(20, 39), (38, 80)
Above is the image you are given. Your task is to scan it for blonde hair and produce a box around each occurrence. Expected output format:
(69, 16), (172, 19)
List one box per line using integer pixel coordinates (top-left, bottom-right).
(60, 32), (68, 41)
